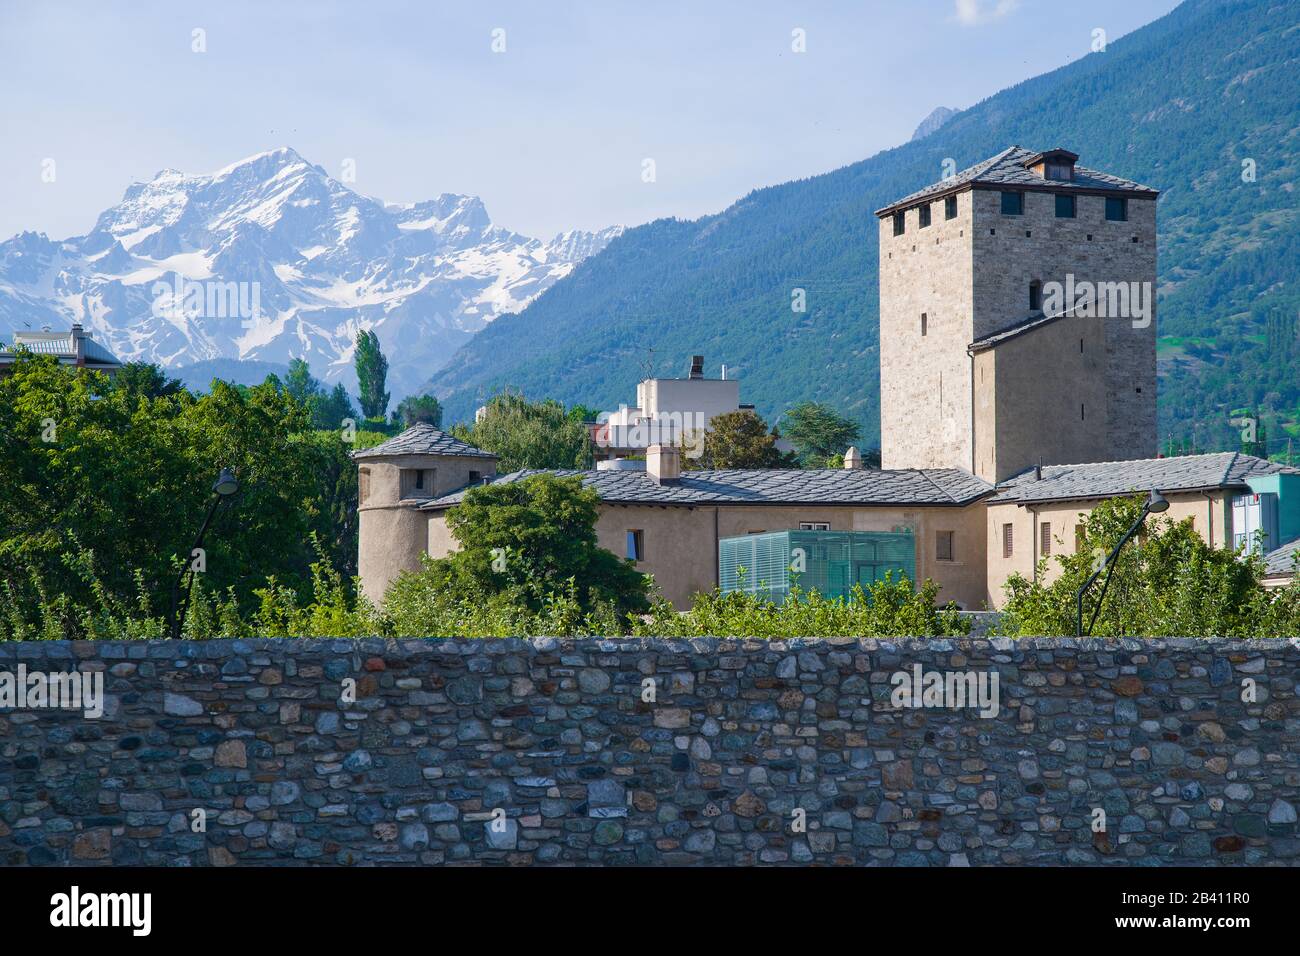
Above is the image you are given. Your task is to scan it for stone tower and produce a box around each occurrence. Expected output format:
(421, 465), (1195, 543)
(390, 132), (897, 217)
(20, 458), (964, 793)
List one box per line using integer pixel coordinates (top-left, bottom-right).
(876, 147), (1158, 483)
(354, 424), (497, 603)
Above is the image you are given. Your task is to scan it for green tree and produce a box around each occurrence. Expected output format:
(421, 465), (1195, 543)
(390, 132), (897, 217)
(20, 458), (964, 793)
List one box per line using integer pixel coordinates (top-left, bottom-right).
(0, 353), (328, 636)
(998, 496), (1282, 637)
(393, 393), (443, 428)
(781, 401), (862, 468)
(354, 329), (390, 420)
(111, 362), (185, 400)
(451, 391), (591, 470)
(385, 473), (650, 624)
(312, 382), (358, 431)
(688, 410), (792, 469)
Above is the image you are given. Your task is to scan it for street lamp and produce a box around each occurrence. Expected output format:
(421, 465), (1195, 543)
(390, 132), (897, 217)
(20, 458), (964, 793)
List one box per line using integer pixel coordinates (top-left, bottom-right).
(170, 468), (240, 639)
(1075, 488), (1169, 637)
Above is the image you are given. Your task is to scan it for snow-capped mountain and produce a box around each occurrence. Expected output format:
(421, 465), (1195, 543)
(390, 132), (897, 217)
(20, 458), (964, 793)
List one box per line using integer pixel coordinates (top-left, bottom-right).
(0, 147), (622, 399)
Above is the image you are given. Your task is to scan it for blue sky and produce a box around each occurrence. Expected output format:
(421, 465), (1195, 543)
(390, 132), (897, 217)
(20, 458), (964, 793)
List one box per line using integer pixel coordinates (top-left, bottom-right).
(0, 0), (1183, 241)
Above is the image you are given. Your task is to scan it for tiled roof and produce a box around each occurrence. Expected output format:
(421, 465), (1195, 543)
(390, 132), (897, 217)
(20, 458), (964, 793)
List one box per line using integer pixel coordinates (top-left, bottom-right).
(991, 453), (1296, 505)
(422, 467), (995, 510)
(351, 424), (497, 460)
(875, 145), (1159, 216)
(1264, 539), (1300, 578)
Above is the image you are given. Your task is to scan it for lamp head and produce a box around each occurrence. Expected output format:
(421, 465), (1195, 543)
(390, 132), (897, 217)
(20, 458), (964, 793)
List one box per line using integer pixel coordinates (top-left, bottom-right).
(213, 468), (239, 497)
(1146, 489), (1169, 514)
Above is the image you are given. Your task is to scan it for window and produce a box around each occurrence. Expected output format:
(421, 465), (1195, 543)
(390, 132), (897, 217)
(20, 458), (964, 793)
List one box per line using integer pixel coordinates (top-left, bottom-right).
(893, 212), (905, 236)
(1055, 194), (1076, 218)
(358, 468), (371, 504)
(944, 195), (957, 220)
(936, 530), (954, 562)
(1029, 281), (1043, 312)
(1000, 191), (1024, 215)
(1046, 162), (1073, 181)
(919, 204), (931, 228)
(799, 521), (831, 531)
(401, 468), (434, 498)
(626, 530), (644, 562)
(468, 470), (481, 483)
(1002, 523), (1014, 558)
(1040, 521), (1052, 556)
(1105, 197), (1128, 222)
(920, 312), (928, 337)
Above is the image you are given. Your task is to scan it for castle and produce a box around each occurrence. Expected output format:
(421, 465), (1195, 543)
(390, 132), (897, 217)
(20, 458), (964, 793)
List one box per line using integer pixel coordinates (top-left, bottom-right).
(356, 147), (1300, 610)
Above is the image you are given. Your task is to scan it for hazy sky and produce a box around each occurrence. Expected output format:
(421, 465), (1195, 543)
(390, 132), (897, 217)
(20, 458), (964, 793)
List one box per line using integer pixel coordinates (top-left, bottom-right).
(0, 0), (1183, 242)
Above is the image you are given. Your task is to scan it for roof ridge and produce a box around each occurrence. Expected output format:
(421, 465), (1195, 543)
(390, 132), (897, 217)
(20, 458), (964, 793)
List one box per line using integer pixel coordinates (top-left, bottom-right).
(1218, 451), (1239, 486)
(917, 469), (959, 503)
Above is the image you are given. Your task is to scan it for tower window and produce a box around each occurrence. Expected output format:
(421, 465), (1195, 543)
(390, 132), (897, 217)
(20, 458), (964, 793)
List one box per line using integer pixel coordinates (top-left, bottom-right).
(893, 212), (905, 236)
(945, 195), (957, 220)
(1000, 191), (1024, 215)
(1002, 523), (1014, 558)
(919, 204), (932, 228)
(1040, 521), (1052, 556)
(1055, 194), (1076, 218)
(1029, 281), (1043, 312)
(921, 313), (928, 336)
(1105, 197), (1128, 221)
(358, 468), (371, 504)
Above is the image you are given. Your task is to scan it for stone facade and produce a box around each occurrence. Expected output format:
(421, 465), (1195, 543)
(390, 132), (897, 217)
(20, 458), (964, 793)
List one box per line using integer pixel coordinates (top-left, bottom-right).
(3, 637), (1298, 866)
(878, 163), (1157, 480)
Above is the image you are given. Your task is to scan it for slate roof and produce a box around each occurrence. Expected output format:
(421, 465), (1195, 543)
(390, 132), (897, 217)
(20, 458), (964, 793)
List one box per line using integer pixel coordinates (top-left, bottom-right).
(991, 453), (1296, 505)
(969, 309), (1076, 352)
(351, 424), (497, 460)
(875, 145), (1159, 216)
(1264, 539), (1300, 578)
(422, 467), (995, 510)
(1, 330), (121, 366)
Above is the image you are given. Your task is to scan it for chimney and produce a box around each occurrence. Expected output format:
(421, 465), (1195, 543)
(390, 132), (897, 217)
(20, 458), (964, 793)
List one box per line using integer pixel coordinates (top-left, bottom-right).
(843, 446), (864, 470)
(646, 443), (681, 484)
(688, 355), (704, 380)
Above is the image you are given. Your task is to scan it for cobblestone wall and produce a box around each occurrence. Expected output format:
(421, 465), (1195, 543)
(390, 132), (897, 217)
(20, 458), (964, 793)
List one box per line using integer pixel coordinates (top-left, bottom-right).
(2, 637), (1298, 866)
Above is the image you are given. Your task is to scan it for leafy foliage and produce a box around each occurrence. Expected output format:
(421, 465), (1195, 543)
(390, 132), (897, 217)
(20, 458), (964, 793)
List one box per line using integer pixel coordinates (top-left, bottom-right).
(631, 574), (969, 638)
(686, 409), (793, 469)
(354, 329), (390, 420)
(450, 390), (592, 470)
(780, 401), (861, 468)
(998, 496), (1300, 637)
(392, 393), (443, 428)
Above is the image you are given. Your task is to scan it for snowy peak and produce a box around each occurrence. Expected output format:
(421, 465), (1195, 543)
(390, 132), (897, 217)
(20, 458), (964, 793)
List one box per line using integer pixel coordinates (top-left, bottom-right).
(0, 148), (621, 402)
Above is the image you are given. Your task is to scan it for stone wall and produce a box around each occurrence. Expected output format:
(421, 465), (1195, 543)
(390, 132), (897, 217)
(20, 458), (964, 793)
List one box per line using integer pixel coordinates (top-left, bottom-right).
(2, 637), (1298, 866)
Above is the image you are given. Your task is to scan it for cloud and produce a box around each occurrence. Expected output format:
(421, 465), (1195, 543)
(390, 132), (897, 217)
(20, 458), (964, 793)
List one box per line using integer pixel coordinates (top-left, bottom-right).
(953, 0), (1021, 26)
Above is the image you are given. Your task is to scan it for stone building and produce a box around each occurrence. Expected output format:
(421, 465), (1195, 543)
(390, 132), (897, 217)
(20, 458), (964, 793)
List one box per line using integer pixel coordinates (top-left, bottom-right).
(876, 146), (1158, 482)
(356, 147), (1300, 610)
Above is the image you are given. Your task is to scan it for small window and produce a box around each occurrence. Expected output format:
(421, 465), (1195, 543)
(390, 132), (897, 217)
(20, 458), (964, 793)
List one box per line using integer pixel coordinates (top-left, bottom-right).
(1040, 521), (1052, 556)
(626, 530), (644, 562)
(468, 470), (481, 483)
(892, 212), (905, 236)
(1029, 281), (1043, 312)
(358, 468), (371, 504)
(920, 312), (928, 337)
(919, 204), (931, 228)
(1055, 194), (1076, 218)
(1002, 523), (1014, 559)
(1105, 197), (1128, 222)
(1000, 191), (1024, 216)
(414, 469), (426, 490)
(944, 195), (957, 220)
(799, 521), (831, 531)
(936, 530), (954, 562)
(401, 468), (435, 498)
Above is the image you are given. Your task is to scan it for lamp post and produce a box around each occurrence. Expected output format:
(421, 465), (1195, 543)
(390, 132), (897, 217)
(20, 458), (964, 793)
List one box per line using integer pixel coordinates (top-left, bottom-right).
(1075, 488), (1169, 637)
(170, 468), (240, 639)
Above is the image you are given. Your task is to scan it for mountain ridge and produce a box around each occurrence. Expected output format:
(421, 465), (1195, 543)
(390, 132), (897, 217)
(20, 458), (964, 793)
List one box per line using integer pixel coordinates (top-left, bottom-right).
(0, 146), (622, 400)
